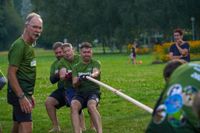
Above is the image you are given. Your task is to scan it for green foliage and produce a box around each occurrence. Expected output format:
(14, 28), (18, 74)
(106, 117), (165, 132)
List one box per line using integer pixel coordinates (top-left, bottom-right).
(1, 0), (200, 51)
(0, 50), (165, 133)
(0, 0), (23, 51)
(30, 0), (200, 50)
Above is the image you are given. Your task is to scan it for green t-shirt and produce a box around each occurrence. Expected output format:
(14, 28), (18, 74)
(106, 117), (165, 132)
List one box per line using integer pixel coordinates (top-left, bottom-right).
(58, 54), (80, 88)
(8, 37), (36, 96)
(50, 59), (64, 89)
(146, 62), (200, 133)
(72, 58), (101, 94)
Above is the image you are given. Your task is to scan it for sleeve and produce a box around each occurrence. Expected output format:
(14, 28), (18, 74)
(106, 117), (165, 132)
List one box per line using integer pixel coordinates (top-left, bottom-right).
(94, 60), (101, 70)
(57, 58), (69, 70)
(169, 44), (174, 53)
(8, 42), (24, 67)
(49, 62), (59, 84)
(182, 43), (190, 50)
(72, 65), (78, 78)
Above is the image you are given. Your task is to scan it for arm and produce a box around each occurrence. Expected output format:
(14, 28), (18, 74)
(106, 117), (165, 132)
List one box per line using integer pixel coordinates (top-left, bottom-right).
(50, 72), (59, 84)
(59, 68), (67, 81)
(169, 52), (182, 60)
(8, 65), (32, 113)
(91, 68), (100, 78)
(175, 43), (189, 57)
(73, 76), (80, 88)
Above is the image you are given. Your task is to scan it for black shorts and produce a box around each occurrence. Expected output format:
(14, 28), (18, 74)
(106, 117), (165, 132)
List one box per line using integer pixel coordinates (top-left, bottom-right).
(13, 105), (32, 122)
(49, 88), (76, 108)
(72, 92), (100, 109)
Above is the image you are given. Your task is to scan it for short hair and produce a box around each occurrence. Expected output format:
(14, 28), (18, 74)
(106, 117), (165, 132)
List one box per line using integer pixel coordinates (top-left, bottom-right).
(174, 28), (184, 36)
(62, 43), (73, 49)
(52, 42), (63, 50)
(163, 59), (186, 81)
(80, 42), (92, 49)
(25, 12), (42, 25)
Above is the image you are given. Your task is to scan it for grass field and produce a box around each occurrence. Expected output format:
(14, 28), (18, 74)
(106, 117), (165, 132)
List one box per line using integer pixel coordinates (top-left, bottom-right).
(0, 50), (165, 133)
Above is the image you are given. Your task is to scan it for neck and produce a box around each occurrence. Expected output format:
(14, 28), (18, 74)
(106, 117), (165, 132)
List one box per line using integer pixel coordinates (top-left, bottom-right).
(83, 59), (90, 64)
(22, 32), (33, 44)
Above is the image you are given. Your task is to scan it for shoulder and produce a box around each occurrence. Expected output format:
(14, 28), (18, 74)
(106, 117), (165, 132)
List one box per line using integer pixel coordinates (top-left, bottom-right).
(51, 59), (60, 67)
(183, 42), (190, 46)
(9, 38), (24, 51)
(91, 59), (101, 64)
(170, 43), (176, 47)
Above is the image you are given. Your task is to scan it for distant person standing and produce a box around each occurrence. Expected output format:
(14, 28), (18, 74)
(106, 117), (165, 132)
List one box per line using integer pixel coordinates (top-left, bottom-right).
(169, 28), (190, 62)
(7, 12), (43, 133)
(129, 42), (137, 64)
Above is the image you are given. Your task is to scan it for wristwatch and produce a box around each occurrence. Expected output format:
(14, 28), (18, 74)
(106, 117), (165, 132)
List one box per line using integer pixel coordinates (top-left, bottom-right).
(18, 93), (25, 100)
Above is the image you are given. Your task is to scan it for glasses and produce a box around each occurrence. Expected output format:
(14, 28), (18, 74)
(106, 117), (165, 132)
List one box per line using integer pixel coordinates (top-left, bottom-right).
(28, 24), (42, 30)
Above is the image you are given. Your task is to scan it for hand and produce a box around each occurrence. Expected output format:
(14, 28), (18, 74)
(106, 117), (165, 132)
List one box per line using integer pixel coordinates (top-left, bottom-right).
(19, 96), (33, 113)
(79, 74), (90, 80)
(0, 76), (7, 90)
(31, 96), (35, 108)
(65, 72), (72, 79)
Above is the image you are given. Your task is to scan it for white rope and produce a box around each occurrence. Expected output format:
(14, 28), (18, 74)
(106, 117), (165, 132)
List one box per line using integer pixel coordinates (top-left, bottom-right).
(86, 76), (153, 114)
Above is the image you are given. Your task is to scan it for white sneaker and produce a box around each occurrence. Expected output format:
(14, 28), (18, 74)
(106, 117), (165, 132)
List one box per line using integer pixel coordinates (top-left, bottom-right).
(48, 127), (61, 133)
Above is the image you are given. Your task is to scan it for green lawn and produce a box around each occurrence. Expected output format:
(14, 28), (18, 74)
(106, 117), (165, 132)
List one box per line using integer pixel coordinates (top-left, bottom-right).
(0, 50), (165, 133)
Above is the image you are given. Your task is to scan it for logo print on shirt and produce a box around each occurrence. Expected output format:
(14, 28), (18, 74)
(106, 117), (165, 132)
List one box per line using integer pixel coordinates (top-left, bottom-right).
(182, 86), (198, 106)
(167, 84), (182, 96)
(30, 60), (36, 67)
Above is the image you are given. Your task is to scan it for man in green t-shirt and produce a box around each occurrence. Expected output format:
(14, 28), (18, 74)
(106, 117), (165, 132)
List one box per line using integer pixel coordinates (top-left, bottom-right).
(45, 42), (64, 132)
(7, 12), (43, 133)
(146, 61), (200, 133)
(58, 43), (87, 131)
(71, 42), (102, 133)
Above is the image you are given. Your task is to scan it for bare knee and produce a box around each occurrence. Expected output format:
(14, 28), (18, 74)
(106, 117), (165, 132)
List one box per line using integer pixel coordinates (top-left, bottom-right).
(45, 97), (57, 108)
(71, 100), (81, 113)
(87, 101), (97, 113)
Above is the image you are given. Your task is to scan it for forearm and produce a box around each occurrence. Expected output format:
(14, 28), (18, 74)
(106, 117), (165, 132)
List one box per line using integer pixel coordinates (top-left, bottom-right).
(50, 74), (59, 84)
(176, 44), (188, 56)
(73, 77), (80, 88)
(170, 55), (182, 60)
(91, 68), (100, 78)
(8, 66), (23, 97)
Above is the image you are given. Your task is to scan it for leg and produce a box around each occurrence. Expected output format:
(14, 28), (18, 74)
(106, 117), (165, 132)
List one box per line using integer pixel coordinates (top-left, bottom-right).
(87, 100), (102, 133)
(71, 100), (82, 133)
(45, 97), (60, 131)
(11, 121), (19, 133)
(12, 104), (33, 133)
(18, 122), (32, 133)
(79, 111), (86, 131)
(133, 57), (136, 64)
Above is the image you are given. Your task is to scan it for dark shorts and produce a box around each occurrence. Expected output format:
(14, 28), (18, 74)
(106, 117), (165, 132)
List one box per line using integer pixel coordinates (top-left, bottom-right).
(7, 86), (33, 122)
(72, 92), (100, 109)
(13, 105), (32, 122)
(49, 88), (75, 108)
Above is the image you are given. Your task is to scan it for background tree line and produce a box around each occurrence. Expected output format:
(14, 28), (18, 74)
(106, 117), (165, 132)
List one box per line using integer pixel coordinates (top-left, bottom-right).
(1, 0), (200, 52)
